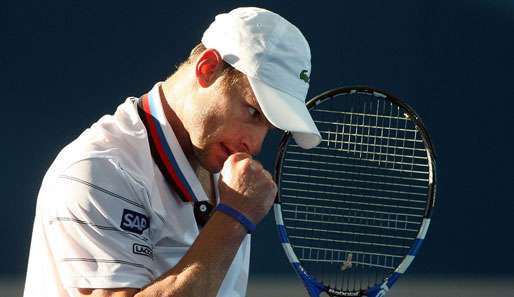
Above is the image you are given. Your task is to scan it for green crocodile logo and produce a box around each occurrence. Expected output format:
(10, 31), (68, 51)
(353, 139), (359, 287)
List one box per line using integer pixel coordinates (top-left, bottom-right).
(299, 69), (310, 83)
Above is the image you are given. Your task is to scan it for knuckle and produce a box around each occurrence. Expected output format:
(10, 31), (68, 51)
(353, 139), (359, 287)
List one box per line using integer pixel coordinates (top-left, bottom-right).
(239, 158), (253, 170)
(252, 159), (263, 168)
(228, 152), (248, 163)
(270, 181), (278, 193)
(224, 156), (236, 167)
(232, 153), (243, 162)
(235, 152), (251, 160)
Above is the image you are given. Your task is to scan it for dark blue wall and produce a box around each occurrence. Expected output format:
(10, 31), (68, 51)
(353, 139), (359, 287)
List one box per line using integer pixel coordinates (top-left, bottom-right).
(3, 0), (514, 276)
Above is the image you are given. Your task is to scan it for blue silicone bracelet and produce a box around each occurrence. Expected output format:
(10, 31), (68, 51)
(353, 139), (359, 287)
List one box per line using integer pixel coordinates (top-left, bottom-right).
(215, 203), (256, 234)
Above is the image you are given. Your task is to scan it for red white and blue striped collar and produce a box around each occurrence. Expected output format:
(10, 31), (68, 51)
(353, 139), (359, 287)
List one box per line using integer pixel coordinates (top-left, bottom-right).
(137, 83), (211, 204)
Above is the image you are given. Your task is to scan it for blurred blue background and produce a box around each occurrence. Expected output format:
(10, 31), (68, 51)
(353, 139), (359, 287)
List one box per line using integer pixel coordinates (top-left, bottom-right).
(3, 0), (514, 295)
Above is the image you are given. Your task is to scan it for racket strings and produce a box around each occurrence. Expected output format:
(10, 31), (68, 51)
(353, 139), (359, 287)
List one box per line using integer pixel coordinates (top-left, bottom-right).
(279, 93), (430, 292)
(317, 120), (425, 168)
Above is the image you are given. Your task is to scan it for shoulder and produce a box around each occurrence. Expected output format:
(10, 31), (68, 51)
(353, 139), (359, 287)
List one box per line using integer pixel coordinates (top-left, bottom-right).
(37, 98), (159, 215)
(46, 98), (155, 190)
(40, 157), (149, 215)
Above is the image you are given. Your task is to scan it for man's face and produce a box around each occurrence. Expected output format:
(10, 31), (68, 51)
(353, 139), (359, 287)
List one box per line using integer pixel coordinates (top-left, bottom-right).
(185, 75), (272, 173)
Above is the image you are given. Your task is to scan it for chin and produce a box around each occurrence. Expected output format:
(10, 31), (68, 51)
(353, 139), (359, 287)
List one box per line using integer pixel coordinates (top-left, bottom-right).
(196, 155), (224, 173)
(208, 155), (228, 173)
(201, 162), (223, 174)
(193, 145), (226, 173)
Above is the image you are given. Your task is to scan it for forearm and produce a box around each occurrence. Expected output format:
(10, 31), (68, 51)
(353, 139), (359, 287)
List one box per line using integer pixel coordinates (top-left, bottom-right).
(135, 211), (247, 297)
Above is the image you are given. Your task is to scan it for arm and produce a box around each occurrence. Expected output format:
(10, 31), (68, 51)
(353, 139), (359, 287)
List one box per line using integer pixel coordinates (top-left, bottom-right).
(136, 211), (247, 297)
(77, 153), (276, 297)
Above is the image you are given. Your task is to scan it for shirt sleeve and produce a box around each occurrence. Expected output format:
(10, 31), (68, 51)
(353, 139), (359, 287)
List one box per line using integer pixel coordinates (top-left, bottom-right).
(42, 157), (155, 289)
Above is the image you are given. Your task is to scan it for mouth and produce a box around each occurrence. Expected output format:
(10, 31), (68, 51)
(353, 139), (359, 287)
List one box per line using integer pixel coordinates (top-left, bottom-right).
(220, 143), (233, 158)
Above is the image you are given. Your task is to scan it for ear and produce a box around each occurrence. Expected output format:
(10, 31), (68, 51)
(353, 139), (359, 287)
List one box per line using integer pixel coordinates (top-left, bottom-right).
(195, 48), (223, 88)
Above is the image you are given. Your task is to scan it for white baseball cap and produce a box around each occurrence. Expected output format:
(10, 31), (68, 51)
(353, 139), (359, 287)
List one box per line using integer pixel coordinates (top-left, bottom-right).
(201, 7), (321, 149)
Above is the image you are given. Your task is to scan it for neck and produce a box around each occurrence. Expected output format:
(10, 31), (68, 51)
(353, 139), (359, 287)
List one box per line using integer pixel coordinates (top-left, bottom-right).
(159, 78), (201, 172)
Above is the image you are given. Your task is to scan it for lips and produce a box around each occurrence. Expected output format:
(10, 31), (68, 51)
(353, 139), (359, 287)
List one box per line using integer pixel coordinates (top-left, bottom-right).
(220, 143), (233, 158)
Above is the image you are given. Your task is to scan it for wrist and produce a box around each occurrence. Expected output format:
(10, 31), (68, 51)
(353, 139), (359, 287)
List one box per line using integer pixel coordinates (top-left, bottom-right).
(214, 203), (256, 234)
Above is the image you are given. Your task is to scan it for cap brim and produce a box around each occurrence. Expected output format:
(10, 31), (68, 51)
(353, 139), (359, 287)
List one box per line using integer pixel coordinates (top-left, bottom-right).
(247, 77), (321, 149)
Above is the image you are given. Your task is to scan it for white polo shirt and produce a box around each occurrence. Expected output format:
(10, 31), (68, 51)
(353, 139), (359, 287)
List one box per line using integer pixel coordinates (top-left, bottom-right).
(23, 83), (251, 297)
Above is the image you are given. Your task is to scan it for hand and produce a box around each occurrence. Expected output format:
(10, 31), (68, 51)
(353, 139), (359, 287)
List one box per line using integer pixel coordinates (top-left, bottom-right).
(218, 153), (277, 225)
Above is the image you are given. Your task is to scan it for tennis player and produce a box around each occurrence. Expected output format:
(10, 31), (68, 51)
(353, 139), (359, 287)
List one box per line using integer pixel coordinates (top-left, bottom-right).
(23, 7), (321, 297)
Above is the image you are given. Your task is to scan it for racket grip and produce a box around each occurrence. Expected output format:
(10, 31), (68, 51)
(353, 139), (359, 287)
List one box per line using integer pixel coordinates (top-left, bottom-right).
(214, 203), (256, 234)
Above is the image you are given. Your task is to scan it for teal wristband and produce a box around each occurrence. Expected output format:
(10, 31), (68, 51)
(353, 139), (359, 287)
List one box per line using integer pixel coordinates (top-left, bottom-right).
(215, 203), (256, 234)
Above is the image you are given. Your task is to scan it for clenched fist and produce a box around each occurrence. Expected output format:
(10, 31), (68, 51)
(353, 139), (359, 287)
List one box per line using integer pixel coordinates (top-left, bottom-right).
(218, 153), (277, 225)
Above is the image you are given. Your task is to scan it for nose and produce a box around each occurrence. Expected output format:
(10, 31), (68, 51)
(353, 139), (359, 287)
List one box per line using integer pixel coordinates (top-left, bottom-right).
(241, 124), (269, 156)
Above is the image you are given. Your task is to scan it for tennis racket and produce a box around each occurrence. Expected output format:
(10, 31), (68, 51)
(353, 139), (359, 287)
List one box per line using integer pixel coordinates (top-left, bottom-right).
(273, 86), (436, 297)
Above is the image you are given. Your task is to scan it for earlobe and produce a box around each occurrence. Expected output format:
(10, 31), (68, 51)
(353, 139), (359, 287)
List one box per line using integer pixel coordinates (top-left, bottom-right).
(195, 48), (223, 88)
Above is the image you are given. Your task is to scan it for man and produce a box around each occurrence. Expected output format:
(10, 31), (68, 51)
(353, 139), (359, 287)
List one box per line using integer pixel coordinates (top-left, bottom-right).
(23, 7), (321, 297)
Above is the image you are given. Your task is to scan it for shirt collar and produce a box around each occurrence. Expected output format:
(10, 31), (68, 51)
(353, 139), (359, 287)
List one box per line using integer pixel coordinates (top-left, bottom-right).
(139, 83), (210, 203)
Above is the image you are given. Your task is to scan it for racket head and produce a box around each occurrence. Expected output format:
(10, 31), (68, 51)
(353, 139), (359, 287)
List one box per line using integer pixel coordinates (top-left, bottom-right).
(273, 86), (436, 297)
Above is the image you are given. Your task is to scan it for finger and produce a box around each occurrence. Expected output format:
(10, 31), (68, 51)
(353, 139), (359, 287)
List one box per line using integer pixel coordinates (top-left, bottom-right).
(248, 159), (264, 172)
(227, 152), (252, 164)
(262, 169), (273, 181)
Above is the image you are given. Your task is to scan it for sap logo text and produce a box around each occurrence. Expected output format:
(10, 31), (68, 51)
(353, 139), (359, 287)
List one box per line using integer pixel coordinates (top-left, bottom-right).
(120, 209), (149, 234)
(133, 243), (153, 258)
